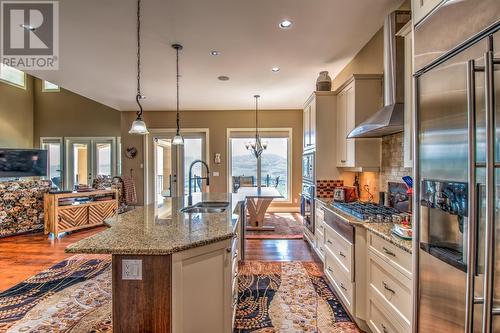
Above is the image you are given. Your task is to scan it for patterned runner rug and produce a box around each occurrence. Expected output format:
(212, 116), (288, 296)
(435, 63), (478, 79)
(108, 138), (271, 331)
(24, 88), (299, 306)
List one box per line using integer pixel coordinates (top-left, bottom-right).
(235, 261), (361, 333)
(0, 257), (360, 332)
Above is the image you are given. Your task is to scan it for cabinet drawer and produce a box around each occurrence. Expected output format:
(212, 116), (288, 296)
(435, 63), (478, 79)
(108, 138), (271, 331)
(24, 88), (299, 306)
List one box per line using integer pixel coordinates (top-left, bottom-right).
(368, 252), (411, 326)
(324, 253), (354, 311)
(324, 227), (353, 279)
(368, 232), (412, 278)
(367, 297), (407, 333)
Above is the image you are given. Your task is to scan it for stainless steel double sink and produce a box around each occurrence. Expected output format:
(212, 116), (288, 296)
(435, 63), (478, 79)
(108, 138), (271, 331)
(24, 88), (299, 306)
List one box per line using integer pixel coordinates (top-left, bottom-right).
(180, 201), (230, 214)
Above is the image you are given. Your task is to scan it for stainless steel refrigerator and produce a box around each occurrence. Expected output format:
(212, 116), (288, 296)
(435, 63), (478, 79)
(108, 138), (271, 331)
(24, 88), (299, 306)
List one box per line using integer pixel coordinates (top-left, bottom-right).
(414, 1), (500, 332)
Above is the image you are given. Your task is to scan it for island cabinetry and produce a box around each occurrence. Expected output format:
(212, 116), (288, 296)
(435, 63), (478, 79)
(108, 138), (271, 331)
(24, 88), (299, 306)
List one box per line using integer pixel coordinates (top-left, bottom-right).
(172, 236), (238, 333)
(112, 254), (172, 332)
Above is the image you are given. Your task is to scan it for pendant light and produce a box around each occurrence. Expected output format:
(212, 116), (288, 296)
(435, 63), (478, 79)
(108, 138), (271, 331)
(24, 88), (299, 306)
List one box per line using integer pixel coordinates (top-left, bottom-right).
(245, 95), (267, 158)
(129, 0), (149, 135)
(171, 43), (184, 145)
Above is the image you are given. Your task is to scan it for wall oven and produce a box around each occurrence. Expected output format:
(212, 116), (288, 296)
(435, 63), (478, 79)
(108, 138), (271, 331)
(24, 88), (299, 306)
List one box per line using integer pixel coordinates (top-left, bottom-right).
(300, 183), (315, 234)
(302, 152), (315, 184)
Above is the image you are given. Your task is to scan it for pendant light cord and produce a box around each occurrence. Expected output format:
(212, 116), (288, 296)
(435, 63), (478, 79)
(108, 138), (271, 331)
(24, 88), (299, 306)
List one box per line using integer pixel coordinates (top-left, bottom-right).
(135, 0), (143, 118)
(176, 46), (180, 135)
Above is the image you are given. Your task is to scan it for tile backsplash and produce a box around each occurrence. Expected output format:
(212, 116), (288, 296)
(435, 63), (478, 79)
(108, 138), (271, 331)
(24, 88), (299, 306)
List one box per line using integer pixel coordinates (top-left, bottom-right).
(379, 132), (412, 192)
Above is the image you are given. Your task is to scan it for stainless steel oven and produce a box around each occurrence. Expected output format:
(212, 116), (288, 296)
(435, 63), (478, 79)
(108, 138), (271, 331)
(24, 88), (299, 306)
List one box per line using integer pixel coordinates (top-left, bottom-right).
(302, 152), (315, 184)
(300, 183), (315, 234)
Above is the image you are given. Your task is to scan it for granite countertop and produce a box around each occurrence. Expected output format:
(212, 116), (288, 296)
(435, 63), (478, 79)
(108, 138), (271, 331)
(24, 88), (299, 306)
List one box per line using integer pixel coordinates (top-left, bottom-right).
(316, 197), (413, 254)
(66, 192), (242, 256)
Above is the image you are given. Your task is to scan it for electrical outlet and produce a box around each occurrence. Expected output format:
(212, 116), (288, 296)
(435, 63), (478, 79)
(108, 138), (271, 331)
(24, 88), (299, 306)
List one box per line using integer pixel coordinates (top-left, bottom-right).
(122, 259), (142, 280)
(213, 171), (220, 177)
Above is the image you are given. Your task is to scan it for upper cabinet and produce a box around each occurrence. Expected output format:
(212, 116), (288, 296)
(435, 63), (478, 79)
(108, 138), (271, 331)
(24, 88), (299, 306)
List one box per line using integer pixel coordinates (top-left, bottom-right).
(303, 97), (316, 150)
(398, 21), (414, 168)
(412, 0), (443, 25)
(303, 91), (342, 180)
(335, 75), (383, 170)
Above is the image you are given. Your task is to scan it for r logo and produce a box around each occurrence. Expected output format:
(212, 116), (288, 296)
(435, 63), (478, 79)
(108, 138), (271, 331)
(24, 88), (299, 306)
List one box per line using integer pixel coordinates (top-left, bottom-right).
(1, 1), (59, 70)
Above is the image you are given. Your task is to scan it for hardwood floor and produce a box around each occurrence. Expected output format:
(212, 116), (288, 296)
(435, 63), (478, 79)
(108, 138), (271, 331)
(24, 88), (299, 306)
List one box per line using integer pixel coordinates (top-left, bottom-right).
(0, 227), (106, 292)
(0, 228), (317, 292)
(244, 239), (320, 262)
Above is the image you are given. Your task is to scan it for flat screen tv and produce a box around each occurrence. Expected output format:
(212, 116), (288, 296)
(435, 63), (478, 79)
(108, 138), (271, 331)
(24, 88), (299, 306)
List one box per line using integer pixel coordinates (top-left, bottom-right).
(0, 149), (48, 177)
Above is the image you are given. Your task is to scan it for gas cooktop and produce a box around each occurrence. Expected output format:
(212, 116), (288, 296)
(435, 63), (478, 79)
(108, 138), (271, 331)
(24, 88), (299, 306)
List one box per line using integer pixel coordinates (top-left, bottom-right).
(332, 201), (401, 221)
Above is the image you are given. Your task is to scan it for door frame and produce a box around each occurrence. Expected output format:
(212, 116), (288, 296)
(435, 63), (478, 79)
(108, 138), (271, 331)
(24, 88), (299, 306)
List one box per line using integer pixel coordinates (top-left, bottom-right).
(64, 136), (117, 190)
(144, 128), (210, 205)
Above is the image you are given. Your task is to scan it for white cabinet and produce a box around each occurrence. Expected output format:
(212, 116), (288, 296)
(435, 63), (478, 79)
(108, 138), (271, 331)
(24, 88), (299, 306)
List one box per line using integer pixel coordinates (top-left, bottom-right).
(412, 0), (443, 25)
(366, 232), (412, 333)
(303, 91), (342, 180)
(171, 220), (240, 333)
(398, 21), (414, 168)
(335, 75), (383, 170)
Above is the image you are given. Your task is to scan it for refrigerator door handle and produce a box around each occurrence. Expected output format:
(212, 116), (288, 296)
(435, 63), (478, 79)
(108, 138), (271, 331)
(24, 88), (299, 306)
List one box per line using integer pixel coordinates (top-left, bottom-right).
(481, 50), (497, 333)
(465, 59), (479, 333)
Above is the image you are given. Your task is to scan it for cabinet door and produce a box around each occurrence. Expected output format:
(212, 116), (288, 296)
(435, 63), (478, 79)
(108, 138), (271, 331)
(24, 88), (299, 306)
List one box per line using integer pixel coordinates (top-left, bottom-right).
(402, 23), (414, 168)
(310, 100), (316, 147)
(344, 85), (356, 167)
(412, 0), (443, 25)
(336, 92), (347, 166)
(303, 106), (310, 148)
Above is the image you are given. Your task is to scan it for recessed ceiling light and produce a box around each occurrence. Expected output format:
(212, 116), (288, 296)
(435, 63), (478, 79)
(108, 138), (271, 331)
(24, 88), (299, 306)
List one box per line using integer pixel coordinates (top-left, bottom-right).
(271, 67), (280, 72)
(218, 75), (230, 81)
(279, 20), (292, 29)
(210, 50), (220, 56)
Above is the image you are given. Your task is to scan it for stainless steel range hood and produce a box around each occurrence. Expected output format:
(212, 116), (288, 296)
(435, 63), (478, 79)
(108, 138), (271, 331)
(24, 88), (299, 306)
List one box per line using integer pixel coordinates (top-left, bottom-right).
(347, 11), (410, 139)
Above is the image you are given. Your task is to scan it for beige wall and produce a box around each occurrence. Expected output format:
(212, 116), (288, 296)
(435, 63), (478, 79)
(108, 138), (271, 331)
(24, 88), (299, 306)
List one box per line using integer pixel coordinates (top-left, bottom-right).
(121, 110), (303, 207)
(33, 78), (121, 144)
(0, 76), (34, 148)
(333, 27), (384, 90)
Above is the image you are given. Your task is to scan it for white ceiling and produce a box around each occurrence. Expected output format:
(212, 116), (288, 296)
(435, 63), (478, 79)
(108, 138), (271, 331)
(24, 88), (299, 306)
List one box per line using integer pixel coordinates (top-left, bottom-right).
(29, 0), (403, 111)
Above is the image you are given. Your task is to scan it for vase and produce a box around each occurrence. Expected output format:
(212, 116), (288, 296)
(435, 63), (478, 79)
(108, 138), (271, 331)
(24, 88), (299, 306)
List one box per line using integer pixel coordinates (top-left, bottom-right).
(316, 71), (332, 91)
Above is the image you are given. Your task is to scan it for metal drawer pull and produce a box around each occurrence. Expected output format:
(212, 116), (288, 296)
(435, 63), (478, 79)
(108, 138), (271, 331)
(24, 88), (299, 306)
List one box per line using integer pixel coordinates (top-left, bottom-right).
(382, 247), (396, 257)
(493, 307), (500, 316)
(340, 283), (347, 291)
(340, 159), (346, 163)
(381, 323), (389, 333)
(327, 239), (333, 244)
(339, 251), (346, 258)
(226, 248), (232, 253)
(327, 267), (333, 273)
(383, 282), (395, 294)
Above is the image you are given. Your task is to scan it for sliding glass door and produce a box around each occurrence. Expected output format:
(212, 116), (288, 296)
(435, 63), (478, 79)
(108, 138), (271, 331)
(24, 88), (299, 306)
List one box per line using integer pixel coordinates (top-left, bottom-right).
(229, 130), (291, 200)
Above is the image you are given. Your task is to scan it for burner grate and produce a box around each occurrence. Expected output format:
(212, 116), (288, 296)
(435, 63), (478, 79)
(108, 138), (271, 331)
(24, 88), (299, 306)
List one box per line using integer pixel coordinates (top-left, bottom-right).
(332, 201), (401, 220)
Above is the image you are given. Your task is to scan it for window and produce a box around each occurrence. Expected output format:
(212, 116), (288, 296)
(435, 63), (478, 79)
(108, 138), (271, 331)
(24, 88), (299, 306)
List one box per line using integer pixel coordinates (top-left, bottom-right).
(229, 129), (291, 200)
(183, 138), (203, 194)
(0, 63), (26, 89)
(41, 138), (63, 190)
(42, 80), (60, 92)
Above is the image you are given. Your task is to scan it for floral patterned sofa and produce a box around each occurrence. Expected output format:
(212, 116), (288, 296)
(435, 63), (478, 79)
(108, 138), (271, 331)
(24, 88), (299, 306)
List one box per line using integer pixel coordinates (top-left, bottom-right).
(0, 180), (51, 238)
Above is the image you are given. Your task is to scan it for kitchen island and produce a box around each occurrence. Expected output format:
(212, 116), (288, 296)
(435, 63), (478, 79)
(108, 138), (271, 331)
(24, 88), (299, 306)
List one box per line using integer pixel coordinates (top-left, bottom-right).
(66, 192), (243, 333)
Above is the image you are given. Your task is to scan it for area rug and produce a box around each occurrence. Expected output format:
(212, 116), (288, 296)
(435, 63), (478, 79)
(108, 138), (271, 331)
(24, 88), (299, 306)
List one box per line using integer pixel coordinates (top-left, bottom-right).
(1, 257), (358, 332)
(234, 261), (361, 332)
(0, 254), (112, 332)
(245, 213), (304, 240)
